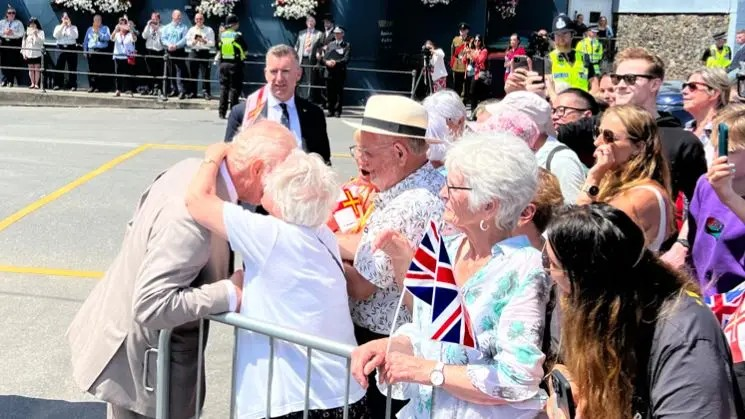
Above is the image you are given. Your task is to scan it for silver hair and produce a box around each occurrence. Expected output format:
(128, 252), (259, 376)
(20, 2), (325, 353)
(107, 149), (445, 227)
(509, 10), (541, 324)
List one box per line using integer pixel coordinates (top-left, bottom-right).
(228, 121), (297, 175)
(266, 44), (300, 65)
(422, 89), (467, 126)
(425, 114), (451, 161)
(444, 132), (539, 231)
(688, 67), (731, 108)
(263, 150), (339, 227)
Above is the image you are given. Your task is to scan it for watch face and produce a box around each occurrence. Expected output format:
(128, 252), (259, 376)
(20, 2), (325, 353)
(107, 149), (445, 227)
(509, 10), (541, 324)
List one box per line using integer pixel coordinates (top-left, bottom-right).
(429, 370), (444, 387)
(586, 185), (599, 196)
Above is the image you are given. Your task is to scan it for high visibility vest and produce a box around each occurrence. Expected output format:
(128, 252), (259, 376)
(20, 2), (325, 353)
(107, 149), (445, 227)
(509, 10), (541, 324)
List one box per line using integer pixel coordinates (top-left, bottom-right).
(549, 49), (589, 91)
(578, 37), (603, 74)
(706, 45), (732, 69)
(220, 29), (245, 61)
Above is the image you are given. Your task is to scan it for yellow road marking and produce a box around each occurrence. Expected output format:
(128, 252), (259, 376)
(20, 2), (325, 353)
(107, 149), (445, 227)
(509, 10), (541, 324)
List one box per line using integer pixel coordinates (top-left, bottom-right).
(0, 144), (152, 233)
(0, 265), (104, 279)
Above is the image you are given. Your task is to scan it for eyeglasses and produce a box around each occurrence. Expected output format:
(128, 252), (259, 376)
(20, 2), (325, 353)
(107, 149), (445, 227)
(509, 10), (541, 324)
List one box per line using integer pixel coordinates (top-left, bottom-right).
(593, 126), (618, 143)
(445, 184), (472, 198)
(551, 106), (589, 117)
(609, 73), (655, 86)
(349, 144), (391, 159)
(541, 244), (565, 275)
(682, 81), (714, 92)
(7, 11), (15, 15)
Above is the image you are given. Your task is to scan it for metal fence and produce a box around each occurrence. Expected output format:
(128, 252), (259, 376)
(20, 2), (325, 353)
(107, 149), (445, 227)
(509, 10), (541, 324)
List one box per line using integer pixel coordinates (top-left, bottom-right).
(153, 313), (393, 419)
(0, 43), (417, 99)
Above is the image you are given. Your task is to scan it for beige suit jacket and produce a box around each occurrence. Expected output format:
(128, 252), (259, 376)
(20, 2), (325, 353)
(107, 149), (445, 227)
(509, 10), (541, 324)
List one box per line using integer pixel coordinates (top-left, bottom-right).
(67, 158), (233, 418)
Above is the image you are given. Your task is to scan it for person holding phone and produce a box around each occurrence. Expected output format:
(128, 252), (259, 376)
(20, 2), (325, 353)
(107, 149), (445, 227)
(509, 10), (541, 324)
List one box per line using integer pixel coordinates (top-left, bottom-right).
(543, 203), (742, 419)
(504, 33), (527, 81)
(141, 11), (164, 96)
(52, 12), (79, 91)
(111, 16), (137, 97)
(186, 13), (215, 99)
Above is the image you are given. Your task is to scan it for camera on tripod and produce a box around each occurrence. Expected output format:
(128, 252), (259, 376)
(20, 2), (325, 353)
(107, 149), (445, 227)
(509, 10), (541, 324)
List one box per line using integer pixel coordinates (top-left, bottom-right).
(421, 44), (433, 59)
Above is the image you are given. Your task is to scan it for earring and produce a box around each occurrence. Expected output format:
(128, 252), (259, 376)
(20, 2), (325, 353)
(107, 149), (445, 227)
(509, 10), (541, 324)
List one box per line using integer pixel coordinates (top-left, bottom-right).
(479, 220), (489, 231)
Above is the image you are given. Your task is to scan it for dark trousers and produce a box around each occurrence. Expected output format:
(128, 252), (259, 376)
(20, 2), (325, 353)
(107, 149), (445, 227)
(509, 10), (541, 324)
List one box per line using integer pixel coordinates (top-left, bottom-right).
(144, 50), (164, 92)
(219, 61), (243, 116)
(299, 56), (318, 101)
(353, 325), (408, 418)
(55, 45), (79, 88)
(452, 70), (466, 98)
(325, 73), (345, 116)
(114, 58), (135, 92)
(470, 77), (487, 111)
(188, 49), (212, 95)
(167, 49), (188, 95)
(1, 37), (23, 85)
(87, 48), (107, 90)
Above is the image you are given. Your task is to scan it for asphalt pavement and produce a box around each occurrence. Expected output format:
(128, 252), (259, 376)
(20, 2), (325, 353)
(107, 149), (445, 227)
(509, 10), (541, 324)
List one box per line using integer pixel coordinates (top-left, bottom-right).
(0, 106), (359, 419)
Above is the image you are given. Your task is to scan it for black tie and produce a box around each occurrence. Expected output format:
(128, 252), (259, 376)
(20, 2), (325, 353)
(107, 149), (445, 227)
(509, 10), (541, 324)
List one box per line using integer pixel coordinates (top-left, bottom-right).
(278, 103), (291, 130)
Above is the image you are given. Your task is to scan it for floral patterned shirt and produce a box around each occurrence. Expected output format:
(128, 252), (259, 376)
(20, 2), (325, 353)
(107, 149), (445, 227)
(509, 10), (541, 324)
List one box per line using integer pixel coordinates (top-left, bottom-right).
(351, 163), (445, 335)
(382, 235), (550, 418)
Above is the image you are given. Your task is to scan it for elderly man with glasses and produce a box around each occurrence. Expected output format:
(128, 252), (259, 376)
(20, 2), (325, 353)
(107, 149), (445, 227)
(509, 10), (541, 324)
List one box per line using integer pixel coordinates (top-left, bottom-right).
(337, 94), (445, 418)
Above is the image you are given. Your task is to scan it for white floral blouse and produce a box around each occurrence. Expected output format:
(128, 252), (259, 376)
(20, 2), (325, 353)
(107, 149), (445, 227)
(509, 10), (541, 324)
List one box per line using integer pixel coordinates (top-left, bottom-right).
(351, 163), (446, 335)
(382, 235), (550, 418)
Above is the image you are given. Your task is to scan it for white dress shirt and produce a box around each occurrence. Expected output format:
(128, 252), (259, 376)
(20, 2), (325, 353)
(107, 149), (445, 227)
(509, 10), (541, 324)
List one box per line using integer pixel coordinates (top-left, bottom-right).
(53, 24), (78, 45)
(0, 19), (24, 39)
(266, 92), (303, 148)
(186, 25), (215, 52)
(141, 22), (163, 52)
(219, 162), (239, 312)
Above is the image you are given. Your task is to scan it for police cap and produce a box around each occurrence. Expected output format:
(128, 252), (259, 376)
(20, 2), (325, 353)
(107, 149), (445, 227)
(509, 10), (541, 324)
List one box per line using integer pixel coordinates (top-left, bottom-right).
(552, 14), (575, 35)
(714, 31), (727, 40)
(225, 14), (239, 26)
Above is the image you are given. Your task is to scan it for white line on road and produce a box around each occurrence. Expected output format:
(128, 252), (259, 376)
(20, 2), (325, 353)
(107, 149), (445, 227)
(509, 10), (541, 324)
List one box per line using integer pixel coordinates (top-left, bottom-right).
(0, 136), (141, 148)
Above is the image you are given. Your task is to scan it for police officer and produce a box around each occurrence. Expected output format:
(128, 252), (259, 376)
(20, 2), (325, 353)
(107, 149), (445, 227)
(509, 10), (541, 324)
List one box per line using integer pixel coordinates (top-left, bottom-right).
(322, 26), (350, 117)
(217, 14), (247, 119)
(577, 26), (603, 75)
(702, 31), (732, 69)
(546, 14), (595, 92)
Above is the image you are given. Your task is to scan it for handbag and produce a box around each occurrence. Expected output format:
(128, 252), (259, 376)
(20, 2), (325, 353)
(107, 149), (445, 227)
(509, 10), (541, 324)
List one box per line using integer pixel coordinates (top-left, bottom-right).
(478, 68), (492, 85)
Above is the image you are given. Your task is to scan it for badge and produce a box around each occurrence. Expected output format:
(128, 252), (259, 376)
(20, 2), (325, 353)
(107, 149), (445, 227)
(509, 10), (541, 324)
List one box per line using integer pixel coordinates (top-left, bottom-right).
(556, 19), (566, 30)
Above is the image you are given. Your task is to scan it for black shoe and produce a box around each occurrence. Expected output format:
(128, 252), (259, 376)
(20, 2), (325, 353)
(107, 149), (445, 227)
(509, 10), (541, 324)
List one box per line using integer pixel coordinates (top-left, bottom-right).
(152, 89), (160, 96)
(179, 93), (186, 100)
(327, 111), (334, 118)
(70, 87), (77, 92)
(218, 113), (226, 119)
(53, 86), (60, 90)
(186, 93), (196, 99)
(88, 87), (95, 93)
(168, 91), (178, 97)
(203, 91), (210, 100)
(141, 89), (151, 96)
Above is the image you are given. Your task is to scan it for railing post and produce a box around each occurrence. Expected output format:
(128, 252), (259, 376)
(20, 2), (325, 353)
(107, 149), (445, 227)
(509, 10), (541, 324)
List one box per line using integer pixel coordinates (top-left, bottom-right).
(410, 69), (417, 99)
(155, 329), (172, 419)
(160, 53), (169, 102)
(41, 48), (47, 93)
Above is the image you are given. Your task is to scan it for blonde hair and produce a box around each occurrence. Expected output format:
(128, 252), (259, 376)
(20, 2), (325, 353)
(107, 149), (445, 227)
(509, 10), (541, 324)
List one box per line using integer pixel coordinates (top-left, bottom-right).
(711, 103), (745, 154)
(613, 47), (665, 80)
(597, 105), (672, 204)
(687, 67), (731, 108)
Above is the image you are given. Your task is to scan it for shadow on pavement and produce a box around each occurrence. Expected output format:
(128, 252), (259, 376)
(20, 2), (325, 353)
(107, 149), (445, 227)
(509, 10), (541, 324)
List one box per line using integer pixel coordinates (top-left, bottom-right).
(0, 395), (105, 419)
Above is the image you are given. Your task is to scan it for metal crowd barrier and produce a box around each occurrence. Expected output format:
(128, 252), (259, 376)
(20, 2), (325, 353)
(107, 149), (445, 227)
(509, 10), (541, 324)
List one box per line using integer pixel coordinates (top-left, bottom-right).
(0, 43), (417, 99)
(154, 313), (394, 419)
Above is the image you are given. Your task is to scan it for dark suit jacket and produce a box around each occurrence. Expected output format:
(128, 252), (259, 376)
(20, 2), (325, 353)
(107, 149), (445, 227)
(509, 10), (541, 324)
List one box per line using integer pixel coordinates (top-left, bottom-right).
(224, 97), (332, 165)
(322, 40), (351, 79)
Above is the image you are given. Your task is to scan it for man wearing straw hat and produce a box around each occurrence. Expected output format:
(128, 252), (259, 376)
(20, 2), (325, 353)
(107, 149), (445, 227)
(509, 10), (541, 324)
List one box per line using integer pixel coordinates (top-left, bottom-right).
(338, 94), (445, 417)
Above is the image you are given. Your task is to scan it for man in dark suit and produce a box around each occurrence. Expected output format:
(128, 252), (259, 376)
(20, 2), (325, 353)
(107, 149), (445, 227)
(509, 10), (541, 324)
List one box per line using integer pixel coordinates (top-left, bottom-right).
(224, 44), (332, 165)
(322, 26), (351, 118)
(295, 15), (324, 102)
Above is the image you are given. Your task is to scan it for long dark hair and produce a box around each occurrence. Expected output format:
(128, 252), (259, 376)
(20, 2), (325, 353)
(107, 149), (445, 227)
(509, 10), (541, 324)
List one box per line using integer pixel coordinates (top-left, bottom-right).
(546, 203), (697, 419)
(28, 17), (42, 32)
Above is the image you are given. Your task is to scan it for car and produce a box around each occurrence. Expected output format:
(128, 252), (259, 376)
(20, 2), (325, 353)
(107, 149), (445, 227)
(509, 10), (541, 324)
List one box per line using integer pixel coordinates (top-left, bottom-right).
(657, 80), (693, 126)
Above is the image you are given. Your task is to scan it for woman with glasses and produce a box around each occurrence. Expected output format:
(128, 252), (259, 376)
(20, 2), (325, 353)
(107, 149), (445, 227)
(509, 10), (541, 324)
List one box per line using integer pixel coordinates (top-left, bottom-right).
(0, 6), (25, 87)
(543, 203), (741, 419)
(351, 133), (550, 418)
(682, 67), (731, 166)
(578, 104), (673, 252)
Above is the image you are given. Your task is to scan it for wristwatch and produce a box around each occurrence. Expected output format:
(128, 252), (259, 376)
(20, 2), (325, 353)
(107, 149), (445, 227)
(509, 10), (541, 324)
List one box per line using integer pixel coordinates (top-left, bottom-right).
(581, 184), (600, 198)
(429, 362), (445, 387)
(676, 238), (690, 249)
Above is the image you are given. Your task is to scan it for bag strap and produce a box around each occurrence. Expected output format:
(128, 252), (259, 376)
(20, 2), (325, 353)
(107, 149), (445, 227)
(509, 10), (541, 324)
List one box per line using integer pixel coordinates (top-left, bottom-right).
(546, 144), (569, 172)
(315, 232), (345, 276)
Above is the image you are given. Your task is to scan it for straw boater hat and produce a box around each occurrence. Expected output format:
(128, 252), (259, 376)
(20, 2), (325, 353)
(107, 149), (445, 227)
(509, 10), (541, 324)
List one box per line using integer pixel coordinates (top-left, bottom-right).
(343, 95), (441, 143)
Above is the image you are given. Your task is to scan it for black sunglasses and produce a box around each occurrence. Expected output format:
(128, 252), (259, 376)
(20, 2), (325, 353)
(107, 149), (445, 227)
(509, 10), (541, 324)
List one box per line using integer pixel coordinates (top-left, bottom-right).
(682, 81), (714, 92)
(609, 73), (655, 86)
(593, 126), (617, 143)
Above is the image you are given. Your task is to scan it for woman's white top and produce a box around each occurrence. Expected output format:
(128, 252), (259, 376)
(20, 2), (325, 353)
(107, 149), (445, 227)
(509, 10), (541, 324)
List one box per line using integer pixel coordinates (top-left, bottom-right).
(426, 48), (448, 81)
(21, 29), (44, 59)
(223, 203), (365, 419)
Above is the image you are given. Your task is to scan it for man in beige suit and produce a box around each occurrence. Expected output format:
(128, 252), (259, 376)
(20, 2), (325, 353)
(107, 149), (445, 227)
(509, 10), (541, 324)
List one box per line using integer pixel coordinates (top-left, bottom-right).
(67, 121), (297, 419)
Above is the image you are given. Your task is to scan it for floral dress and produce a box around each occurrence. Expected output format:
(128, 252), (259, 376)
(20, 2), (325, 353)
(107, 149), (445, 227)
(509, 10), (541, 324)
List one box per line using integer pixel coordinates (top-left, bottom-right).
(382, 235), (550, 418)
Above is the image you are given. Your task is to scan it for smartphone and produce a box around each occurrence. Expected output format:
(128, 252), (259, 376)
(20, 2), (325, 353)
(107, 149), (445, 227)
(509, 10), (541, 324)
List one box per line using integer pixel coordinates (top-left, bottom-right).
(532, 55), (547, 82)
(719, 123), (729, 157)
(738, 75), (745, 99)
(513, 55), (530, 71)
(550, 369), (576, 419)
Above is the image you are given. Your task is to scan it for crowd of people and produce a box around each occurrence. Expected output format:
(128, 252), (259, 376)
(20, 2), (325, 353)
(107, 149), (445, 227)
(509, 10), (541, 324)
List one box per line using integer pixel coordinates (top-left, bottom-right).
(59, 11), (745, 419)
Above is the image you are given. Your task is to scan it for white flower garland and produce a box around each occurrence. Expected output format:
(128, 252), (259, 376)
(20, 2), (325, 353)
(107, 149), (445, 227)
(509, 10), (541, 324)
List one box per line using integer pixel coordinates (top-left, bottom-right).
(196, 0), (239, 18)
(421, 0), (451, 6)
(51, 0), (130, 14)
(271, 0), (318, 20)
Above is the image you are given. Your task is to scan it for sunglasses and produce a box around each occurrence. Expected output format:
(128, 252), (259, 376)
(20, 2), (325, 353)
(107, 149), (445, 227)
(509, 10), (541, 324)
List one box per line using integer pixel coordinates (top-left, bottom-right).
(682, 81), (713, 92)
(551, 106), (588, 117)
(593, 126), (618, 143)
(609, 73), (655, 86)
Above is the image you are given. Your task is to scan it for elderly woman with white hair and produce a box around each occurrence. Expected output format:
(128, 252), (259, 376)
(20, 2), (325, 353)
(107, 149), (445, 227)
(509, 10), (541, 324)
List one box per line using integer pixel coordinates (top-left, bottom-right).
(185, 146), (368, 418)
(422, 89), (468, 165)
(351, 133), (550, 418)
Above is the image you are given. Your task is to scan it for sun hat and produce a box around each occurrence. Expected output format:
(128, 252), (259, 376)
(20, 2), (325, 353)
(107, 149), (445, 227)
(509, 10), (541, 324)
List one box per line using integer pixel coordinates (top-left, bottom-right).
(485, 91), (555, 137)
(343, 94), (441, 143)
(466, 109), (541, 149)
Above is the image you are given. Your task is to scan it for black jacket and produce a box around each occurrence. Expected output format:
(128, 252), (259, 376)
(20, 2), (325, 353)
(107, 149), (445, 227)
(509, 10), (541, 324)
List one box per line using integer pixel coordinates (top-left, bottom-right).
(557, 111), (706, 201)
(223, 97), (332, 165)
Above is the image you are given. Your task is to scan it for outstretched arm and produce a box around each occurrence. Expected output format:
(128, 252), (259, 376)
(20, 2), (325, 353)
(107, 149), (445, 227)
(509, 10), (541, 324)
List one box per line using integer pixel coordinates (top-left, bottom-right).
(185, 143), (230, 239)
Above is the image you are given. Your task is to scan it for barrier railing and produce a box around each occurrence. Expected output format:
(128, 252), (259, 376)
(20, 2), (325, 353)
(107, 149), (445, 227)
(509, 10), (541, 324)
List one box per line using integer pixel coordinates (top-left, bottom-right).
(0, 43), (417, 100)
(154, 313), (394, 419)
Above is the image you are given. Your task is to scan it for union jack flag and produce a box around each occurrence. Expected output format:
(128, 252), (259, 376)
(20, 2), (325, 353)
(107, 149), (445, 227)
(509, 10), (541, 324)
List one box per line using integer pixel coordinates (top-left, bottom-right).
(403, 220), (476, 349)
(705, 282), (745, 328)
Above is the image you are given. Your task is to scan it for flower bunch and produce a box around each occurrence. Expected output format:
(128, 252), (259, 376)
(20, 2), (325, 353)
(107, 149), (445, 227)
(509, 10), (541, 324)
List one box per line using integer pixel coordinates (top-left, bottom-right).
(420, 0), (451, 6)
(271, 0), (318, 20)
(50, 0), (130, 13)
(51, 0), (95, 13)
(491, 0), (519, 18)
(196, 0), (239, 18)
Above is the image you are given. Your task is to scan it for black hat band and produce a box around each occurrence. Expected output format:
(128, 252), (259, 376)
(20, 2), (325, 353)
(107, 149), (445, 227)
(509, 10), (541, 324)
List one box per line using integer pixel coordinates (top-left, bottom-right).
(362, 116), (426, 137)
